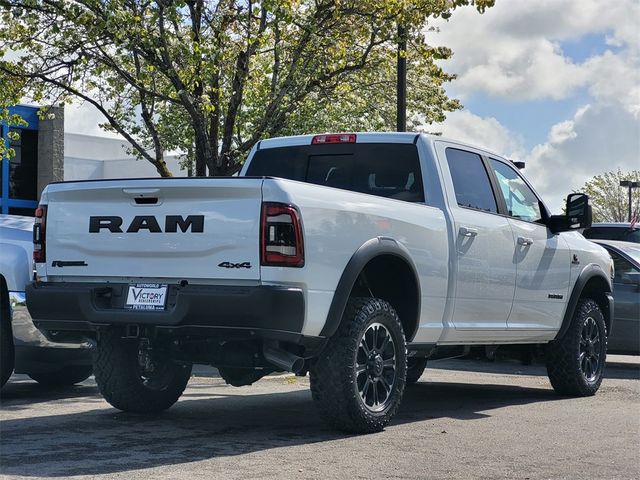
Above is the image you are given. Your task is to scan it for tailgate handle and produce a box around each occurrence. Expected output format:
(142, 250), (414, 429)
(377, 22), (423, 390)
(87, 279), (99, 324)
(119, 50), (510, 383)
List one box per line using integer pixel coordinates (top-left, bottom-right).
(134, 197), (158, 205)
(123, 188), (160, 205)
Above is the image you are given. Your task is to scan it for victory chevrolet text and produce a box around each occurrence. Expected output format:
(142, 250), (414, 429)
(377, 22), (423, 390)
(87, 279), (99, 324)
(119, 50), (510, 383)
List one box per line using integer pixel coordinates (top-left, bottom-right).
(26, 133), (614, 432)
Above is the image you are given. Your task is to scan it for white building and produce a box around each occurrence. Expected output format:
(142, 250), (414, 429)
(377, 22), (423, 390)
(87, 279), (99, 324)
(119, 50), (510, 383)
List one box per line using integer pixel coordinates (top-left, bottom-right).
(64, 133), (189, 181)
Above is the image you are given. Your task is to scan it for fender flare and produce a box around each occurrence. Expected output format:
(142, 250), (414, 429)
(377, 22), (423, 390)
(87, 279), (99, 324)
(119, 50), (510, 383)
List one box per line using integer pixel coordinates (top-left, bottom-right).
(319, 237), (421, 339)
(555, 264), (613, 340)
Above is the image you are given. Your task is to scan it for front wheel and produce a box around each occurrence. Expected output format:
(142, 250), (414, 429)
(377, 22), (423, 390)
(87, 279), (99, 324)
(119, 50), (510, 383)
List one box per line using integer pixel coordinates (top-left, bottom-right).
(546, 298), (607, 396)
(29, 365), (93, 387)
(94, 330), (192, 413)
(310, 297), (407, 433)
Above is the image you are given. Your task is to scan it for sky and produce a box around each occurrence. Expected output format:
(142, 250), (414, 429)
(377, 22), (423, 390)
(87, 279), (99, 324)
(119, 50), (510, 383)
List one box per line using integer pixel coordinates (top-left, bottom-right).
(427, 0), (640, 212)
(63, 0), (640, 213)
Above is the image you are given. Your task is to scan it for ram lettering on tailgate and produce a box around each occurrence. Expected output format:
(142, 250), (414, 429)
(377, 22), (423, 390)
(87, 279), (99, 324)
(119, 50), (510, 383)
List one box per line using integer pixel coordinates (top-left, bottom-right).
(89, 215), (204, 233)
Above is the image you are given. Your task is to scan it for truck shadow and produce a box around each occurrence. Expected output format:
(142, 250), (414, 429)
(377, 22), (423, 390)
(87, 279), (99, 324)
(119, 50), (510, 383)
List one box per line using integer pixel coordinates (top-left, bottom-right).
(0, 379), (564, 477)
(429, 358), (640, 381)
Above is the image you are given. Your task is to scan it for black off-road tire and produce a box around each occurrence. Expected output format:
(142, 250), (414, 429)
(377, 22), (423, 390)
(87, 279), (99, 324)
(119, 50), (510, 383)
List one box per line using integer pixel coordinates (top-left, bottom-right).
(1, 317), (14, 388)
(406, 357), (427, 385)
(310, 297), (407, 433)
(28, 365), (93, 387)
(94, 330), (192, 413)
(546, 298), (607, 396)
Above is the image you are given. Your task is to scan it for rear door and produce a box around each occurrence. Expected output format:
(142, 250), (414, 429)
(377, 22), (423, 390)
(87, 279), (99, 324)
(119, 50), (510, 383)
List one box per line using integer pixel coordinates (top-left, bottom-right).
(42, 178), (263, 282)
(438, 145), (516, 330)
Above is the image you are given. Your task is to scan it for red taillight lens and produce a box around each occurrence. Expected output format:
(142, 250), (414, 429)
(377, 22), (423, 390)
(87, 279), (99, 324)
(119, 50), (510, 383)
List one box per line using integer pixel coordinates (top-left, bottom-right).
(261, 203), (304, 267)
(33, 206), (47, 263)
(311, 133), (356, 145)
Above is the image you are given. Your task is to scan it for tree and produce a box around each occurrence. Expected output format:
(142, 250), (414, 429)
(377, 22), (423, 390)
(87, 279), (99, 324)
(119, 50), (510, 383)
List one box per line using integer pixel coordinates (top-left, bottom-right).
(580, 169), (640, 222)
(0, 76), (27, 160)
(0, 0), (494, 176)
(0, 109), (27, 161)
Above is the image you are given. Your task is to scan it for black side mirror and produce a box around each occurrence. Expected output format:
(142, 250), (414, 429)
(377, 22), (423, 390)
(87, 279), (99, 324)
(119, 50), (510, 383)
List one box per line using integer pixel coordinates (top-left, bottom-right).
(566, 193), (592, 229)
(548, 193), (592, 233)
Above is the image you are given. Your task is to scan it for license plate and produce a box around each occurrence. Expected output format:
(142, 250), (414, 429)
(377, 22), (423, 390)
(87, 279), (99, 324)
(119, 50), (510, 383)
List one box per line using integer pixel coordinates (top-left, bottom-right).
(125, 284), (168, 311)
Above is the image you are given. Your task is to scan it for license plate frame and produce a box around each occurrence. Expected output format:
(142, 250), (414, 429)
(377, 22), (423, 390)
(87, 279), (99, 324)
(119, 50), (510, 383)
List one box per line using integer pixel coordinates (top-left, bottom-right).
(125, 283), (168, 311)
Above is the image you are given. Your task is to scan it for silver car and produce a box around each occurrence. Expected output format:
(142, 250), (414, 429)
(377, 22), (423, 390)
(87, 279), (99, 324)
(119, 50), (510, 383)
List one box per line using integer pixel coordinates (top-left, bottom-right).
(1, 215), (93, 388)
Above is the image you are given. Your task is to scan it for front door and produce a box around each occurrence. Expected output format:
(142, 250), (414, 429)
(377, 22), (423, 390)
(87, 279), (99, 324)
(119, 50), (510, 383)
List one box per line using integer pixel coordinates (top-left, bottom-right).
(488, 158), (571, 331)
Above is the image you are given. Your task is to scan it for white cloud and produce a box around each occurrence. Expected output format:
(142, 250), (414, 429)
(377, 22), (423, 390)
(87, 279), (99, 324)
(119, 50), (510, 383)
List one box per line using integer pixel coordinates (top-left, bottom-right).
(433, 110), (525, 158)
(454, 38), (587, 101)
(548, 119), (578, 144)
(525, 104), (640, 212)
(583, 52), (640, 117)
(426, 0), (640, 102)
(426, 0), (640, 213)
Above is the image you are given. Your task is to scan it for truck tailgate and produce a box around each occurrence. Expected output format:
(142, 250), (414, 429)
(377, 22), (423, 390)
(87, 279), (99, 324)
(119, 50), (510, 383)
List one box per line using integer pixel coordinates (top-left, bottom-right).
(41, 178), (263, 282)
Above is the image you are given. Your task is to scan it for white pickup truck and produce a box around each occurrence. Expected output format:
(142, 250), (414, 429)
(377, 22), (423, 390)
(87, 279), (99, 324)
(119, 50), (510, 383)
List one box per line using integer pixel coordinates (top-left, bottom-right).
(26, 133), (614, 433)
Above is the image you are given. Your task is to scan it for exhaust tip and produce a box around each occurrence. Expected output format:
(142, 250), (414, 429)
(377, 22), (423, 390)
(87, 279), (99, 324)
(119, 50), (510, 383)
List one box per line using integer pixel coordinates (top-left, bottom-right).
(263, 346), (305, 374)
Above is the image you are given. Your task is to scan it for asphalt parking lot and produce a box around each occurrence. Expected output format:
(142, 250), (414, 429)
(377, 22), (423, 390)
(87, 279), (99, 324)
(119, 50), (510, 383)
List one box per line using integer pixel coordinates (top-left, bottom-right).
(1, 356), (638, 480)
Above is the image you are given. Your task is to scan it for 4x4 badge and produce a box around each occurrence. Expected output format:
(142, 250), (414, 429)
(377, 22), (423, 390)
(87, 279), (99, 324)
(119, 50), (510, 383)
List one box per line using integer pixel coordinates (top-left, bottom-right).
(218, 262), (252, 269)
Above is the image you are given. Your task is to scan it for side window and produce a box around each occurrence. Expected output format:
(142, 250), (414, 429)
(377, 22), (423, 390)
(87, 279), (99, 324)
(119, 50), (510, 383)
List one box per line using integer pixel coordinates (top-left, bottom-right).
(489, 158), (542, 222)
(609, 251), (639, 284)
(445, 148), (497, 213)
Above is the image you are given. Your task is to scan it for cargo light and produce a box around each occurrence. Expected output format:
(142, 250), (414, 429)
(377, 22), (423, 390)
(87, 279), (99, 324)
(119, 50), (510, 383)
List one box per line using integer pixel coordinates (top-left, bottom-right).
(33, 205), (47, 263)
(311, 133), (357, 145)
(260, 203), (304, 267)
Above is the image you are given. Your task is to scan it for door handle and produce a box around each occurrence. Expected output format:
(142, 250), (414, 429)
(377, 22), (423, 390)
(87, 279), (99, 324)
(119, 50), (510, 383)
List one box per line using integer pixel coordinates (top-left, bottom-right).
(517, 236), (534, 246)
(459, 226), (478, 237)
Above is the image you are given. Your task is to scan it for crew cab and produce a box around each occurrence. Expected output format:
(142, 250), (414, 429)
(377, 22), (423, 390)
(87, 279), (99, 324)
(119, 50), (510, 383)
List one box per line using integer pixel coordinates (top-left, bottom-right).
(26, 133), (614, 432)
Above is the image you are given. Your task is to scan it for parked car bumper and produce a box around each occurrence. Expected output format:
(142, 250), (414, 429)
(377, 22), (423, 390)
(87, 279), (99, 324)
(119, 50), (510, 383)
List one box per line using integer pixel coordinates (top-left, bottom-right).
(10, 291), (93, 374)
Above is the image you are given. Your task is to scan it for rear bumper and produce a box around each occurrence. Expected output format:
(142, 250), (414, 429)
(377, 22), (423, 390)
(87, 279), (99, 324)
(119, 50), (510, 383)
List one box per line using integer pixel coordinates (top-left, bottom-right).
(27, 282), (307, 340)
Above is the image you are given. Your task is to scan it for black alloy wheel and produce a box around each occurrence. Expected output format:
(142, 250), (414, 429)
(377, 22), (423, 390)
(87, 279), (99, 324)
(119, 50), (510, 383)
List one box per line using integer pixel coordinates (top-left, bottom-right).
(356, 322), (398, 412)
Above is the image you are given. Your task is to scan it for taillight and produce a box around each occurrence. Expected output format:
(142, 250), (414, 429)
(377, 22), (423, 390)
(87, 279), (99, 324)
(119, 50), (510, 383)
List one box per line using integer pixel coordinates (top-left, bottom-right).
(261, 203), (304, 267)
(311, 133), (356, 145)
(33, 205), (47, 263)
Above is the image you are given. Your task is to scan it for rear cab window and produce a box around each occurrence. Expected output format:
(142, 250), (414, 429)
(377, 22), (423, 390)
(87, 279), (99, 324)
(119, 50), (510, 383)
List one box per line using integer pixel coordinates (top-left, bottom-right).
(246, 143), (425, 203)
(445, 148), (497, 213)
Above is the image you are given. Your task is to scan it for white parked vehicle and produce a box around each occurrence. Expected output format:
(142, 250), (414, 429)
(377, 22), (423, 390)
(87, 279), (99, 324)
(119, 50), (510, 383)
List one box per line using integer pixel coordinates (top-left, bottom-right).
(0, 215), (92, 388)
(26, 133), (614, 432)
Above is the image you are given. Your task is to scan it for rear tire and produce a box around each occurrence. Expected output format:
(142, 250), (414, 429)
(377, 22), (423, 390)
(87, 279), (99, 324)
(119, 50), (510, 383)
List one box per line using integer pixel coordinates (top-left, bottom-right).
(546, 298), (607, 396)
(406, 357), (427, 385)
(1, 318), (14, 388)
(94, 330), (192, 413)
(310, 297), (407, 433)
(28, 365), (93, 387)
